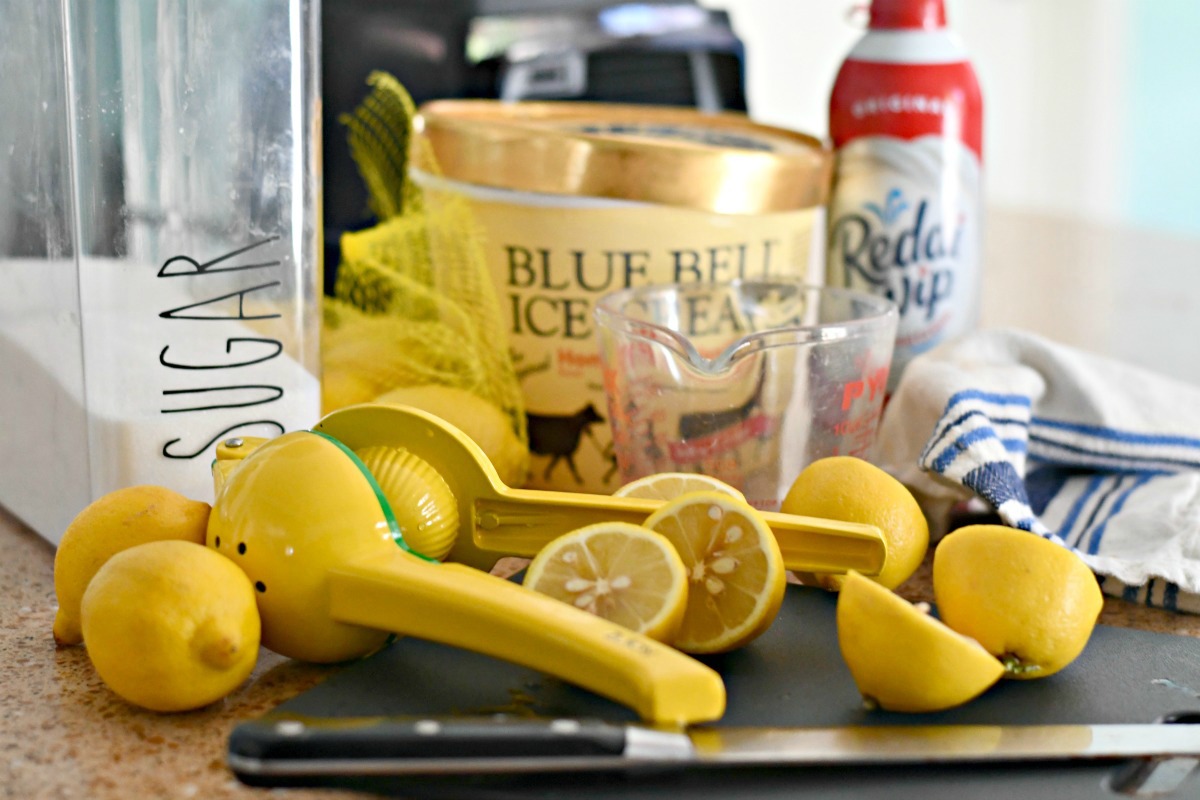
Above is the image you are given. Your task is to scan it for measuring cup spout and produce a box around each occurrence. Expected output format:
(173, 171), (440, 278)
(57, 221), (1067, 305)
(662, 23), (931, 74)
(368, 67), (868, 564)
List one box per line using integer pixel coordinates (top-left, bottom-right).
(596, 281), (860, 375)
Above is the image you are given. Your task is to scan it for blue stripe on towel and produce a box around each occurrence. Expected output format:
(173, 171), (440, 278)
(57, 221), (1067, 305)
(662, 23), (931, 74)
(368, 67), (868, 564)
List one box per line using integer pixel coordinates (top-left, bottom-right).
(1084, 473), (1154, 555)
(1033, 417), (1200, 449)
(942, 411), (1032, 432)
(1025, 465), (1077, 515)
(923, 409), (1029, 462)
(1029, 434), (1200, 471)
(931, 427), (998, 473)
(1056, 474), (1106, 545)
(1164, 582), (1179, 611)
(1080, 477), (1128, 554)
(935, 410), (1031, 440)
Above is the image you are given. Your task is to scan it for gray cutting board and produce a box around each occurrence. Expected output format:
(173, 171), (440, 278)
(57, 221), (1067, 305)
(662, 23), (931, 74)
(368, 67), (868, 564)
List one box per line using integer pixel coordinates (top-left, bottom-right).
(259, 585), (1200, 798)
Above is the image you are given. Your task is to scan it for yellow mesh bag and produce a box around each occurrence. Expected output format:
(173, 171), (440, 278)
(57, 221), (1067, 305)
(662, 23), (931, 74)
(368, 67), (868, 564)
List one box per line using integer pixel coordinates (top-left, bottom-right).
(323, 72), (529, 485)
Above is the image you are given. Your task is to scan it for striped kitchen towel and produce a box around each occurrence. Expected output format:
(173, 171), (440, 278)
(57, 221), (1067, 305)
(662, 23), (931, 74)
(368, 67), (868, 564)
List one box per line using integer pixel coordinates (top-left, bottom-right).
(875, 328), (1200, 611)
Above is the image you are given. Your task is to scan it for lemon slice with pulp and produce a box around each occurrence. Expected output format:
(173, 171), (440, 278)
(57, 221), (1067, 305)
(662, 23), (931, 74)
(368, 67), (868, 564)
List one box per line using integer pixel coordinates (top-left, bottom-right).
(523, 522), (688, 643)
(837, 570), (1004, 713)
(644, 491), (785, 654)
(614, 472), (746, 502)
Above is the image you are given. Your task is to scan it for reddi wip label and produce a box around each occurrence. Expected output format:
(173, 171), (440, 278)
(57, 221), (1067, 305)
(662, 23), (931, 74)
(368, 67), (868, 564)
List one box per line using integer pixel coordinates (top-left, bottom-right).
(827, 54), (984, 390)
(827, 136), (981, 383)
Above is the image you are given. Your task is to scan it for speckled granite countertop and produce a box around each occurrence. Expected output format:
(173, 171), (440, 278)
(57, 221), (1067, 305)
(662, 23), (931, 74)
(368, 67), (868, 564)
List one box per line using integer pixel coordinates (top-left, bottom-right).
(5, 502), (1200, 800)
(0, 506), (353, 800)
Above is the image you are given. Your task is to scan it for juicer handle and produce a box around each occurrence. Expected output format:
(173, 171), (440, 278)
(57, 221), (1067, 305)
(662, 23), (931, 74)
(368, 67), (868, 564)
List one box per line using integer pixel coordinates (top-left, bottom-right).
(760, 509), (887, 575)
(469, 489), (887, 575)
(325, 554), (726, 726)
(470, 489), (660, 559)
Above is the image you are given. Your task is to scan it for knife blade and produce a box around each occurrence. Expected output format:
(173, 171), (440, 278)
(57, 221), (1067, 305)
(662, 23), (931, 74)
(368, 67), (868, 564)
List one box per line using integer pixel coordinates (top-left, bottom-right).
(227, 712), (1200, 779)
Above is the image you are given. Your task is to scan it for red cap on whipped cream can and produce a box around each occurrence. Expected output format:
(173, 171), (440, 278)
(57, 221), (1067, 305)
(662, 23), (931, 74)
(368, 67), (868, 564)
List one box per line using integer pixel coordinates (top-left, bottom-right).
(826, 0), (983, 390)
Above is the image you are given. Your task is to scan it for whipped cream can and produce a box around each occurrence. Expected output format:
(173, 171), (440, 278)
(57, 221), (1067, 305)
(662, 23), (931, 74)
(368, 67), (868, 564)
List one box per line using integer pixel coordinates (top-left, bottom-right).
(826, 0), (983, 389)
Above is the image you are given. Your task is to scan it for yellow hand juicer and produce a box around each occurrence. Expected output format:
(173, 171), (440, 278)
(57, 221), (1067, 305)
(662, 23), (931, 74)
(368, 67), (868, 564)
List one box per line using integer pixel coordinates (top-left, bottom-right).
(208, 403), (885, 725)
(316, 403), (885, 573)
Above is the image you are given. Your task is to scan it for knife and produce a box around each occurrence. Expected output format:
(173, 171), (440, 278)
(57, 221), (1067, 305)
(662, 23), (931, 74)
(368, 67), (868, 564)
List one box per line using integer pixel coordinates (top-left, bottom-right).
(227, 712), (1200, 780)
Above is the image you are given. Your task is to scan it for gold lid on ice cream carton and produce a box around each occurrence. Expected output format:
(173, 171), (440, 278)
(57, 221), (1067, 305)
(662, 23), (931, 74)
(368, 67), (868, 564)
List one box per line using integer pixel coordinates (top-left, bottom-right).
(414, 100), (831, 215)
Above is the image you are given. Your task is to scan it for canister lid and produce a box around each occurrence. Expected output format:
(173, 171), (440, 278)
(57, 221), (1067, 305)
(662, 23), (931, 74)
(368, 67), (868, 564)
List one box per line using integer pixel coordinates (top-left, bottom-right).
(413, 101), (831, 215)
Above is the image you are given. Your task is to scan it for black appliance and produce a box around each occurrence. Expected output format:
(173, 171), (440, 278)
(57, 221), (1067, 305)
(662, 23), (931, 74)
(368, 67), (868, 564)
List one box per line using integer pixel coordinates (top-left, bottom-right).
(321, 0), (749, 292)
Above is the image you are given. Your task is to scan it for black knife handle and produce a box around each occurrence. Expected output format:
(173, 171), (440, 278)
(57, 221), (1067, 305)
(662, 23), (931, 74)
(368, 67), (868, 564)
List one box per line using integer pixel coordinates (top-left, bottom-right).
(229, 715), (629, 765)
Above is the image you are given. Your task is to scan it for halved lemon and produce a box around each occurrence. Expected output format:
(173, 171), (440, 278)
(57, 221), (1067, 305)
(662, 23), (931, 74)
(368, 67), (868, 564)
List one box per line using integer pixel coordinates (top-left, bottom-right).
(615, 473), (746, 503)
(781, 456), (928, 592)
(837, 571), (1004, 713)
(644, 492), (786, 654)
(933, 525), (1103, 679)
(523, 522), (688, 643)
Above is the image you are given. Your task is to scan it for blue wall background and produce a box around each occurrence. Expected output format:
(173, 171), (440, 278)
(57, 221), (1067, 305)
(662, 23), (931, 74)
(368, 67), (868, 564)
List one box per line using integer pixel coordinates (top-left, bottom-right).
(1128, 2), (1200, 236)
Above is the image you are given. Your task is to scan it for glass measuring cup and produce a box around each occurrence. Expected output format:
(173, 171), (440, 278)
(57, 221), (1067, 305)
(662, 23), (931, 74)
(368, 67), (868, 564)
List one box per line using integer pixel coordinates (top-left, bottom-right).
(595, 281), (898, 511)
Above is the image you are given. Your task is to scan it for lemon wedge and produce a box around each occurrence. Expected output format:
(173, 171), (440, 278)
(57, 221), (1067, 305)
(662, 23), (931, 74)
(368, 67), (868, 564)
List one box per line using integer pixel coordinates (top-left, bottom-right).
(523, 522), (688, 643)
(645, 492), (786, 654)
(614, 472), (746, 502)
(837, 570), (1004, 713)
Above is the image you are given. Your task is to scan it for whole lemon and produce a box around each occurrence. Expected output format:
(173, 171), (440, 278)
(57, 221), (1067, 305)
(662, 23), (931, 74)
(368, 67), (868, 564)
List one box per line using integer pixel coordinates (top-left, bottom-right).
(781, 456), (928, 591)
(933, 524), (1103, 679)
(375, 384), (530, 487)
(81, 540), (261, 712)
(54, 485), (211, 645)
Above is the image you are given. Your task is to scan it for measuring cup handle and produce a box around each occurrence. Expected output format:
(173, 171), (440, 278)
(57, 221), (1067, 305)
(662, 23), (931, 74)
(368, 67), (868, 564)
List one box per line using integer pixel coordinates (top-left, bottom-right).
(325, 554), (726, 726)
